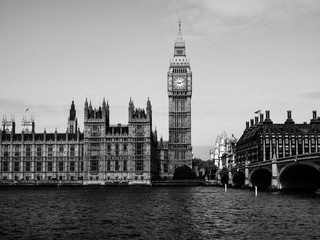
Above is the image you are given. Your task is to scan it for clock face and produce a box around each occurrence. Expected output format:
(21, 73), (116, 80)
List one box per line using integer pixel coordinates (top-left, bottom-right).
(173, 77), (186, 90)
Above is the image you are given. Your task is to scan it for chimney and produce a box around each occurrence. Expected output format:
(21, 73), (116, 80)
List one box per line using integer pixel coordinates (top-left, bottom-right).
(266, 110), (270, 120)
(287, 110), (292, 119)
(285, 110), (295, 124)
(250, 119), (254, 127)
(255, 117), (259, 125)
(246, 121), (249, 129)
(310, 110), (320, 124)
(260, 113), (264, 123)
(263, 110), (273, 124)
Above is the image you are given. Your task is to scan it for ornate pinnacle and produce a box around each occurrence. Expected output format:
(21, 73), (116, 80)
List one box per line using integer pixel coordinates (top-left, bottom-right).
(178, 19), (182, 39)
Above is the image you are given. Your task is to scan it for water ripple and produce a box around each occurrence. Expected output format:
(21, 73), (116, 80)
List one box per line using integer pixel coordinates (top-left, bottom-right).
(0, 186), (319, 239)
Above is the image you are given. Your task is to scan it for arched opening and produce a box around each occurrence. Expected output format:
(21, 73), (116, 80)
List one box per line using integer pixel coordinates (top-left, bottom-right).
(221, 174), (228, 185)
(250, 168), (271, 189)
(233, 171), (245, 187)
(280, 164), (320, 191)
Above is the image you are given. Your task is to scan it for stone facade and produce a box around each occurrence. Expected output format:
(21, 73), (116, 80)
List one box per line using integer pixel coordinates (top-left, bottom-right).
(210, 131), (237, 170)
(236, 110), (320, 164)
(0, 99), (159, 185)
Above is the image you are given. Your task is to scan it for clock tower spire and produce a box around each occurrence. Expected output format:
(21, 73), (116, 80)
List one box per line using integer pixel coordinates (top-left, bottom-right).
(166, 20), (193, 178)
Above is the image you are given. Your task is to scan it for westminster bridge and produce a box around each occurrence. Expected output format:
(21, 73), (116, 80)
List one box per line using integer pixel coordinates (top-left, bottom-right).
(218, 152), (320, 191)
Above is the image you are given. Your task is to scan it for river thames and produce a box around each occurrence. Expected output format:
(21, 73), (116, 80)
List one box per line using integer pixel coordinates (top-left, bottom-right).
(0, 186), (319, 239)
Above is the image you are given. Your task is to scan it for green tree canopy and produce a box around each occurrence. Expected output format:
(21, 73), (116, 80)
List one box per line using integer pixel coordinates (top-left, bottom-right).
(173, 165), (197, 179)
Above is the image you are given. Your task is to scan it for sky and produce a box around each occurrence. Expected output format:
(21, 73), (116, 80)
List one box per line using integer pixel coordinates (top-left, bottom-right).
(1, 0), (320, 159)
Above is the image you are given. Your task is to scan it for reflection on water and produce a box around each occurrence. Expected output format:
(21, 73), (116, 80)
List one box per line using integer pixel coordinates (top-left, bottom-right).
(0, 186), (319, 239)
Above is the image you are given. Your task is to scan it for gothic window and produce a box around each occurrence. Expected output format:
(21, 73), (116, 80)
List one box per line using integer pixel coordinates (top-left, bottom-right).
(46, 145), (52, 157)
(175, 150), (179, 160)
(135, 160), (143, 171)
(123, 160), (127, 171)
(136, 143), (143, 155)
(14, 162), (20, 172)
(59, 161), (64, 172)
(14, 145), (20, 157)
(115, 160), (119, 171)
(59, 145), (64, 153)
(107, 144), (111, 155)
(2, 162), (9, 172)
(115, 144), (119, 156)
(107, 161), (111, 171)
(26, 145), (31, 157)
(70, 162), (75, 172)
(90, 160), (99, 171)
(181, 151), (185, 160)
(3, 145), (9, 157)
(36, 162), (42, 172)
(181, 100), (185, 112)
(163, 163), (168, 173)
(37, 145), (42, 157)
(80, 162), (83, 172)
(47, 162), (53, 172)
(70, 145), (75, 157)
(25, 161), (31, 172)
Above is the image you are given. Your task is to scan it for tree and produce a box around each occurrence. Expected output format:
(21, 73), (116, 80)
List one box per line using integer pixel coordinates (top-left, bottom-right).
(173, 165), (197, 179)
(203, 160), (218, 180)
(192, 158), (218, 180)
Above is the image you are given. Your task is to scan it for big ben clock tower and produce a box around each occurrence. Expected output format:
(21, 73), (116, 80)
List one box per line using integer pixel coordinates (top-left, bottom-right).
(167, 20), (192, 177)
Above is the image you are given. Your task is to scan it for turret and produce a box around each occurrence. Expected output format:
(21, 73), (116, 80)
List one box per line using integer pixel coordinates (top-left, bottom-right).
(128, 98), (134, 122)
(69, 100), (76, 121)
(102, 98), (110, 129)
(67, 100), (78, 133)
(146, 98), (152, 122)
(84, 98), (88, 121)
(22, 116), (35, 134)
(2, 116), (15, 134)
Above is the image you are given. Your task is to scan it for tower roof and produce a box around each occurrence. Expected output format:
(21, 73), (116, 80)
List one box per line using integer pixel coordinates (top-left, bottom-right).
(174, 19), (185, 48)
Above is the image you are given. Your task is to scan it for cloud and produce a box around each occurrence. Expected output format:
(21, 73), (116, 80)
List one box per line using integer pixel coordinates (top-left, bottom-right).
(0, 98), (29, 116)
(301, 92), (320, 99)
(160, 0), (320, 36)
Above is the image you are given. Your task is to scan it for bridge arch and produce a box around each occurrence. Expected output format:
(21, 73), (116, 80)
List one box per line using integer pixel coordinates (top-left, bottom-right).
(232, 171), (245, 187)
(250, 167), (272, 189)
(279, 163), (320, 191)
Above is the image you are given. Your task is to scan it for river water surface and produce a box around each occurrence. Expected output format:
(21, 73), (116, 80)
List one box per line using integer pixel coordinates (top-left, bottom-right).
(0, 186), (319, 239)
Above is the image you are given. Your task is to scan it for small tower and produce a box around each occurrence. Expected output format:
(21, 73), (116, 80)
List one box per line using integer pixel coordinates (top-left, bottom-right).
(67, 100), (78, 134)
(128, 98), (135, 122)
(84, 98), (89, 121)
(22, 116), (35, 133)
(2, 116), (15, 134)
(102, 98), (110, 129)
(146, 97), (152, 123)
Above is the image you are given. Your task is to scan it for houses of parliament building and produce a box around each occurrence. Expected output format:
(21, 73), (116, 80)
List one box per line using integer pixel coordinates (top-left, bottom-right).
(0, 22), (193, 185)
